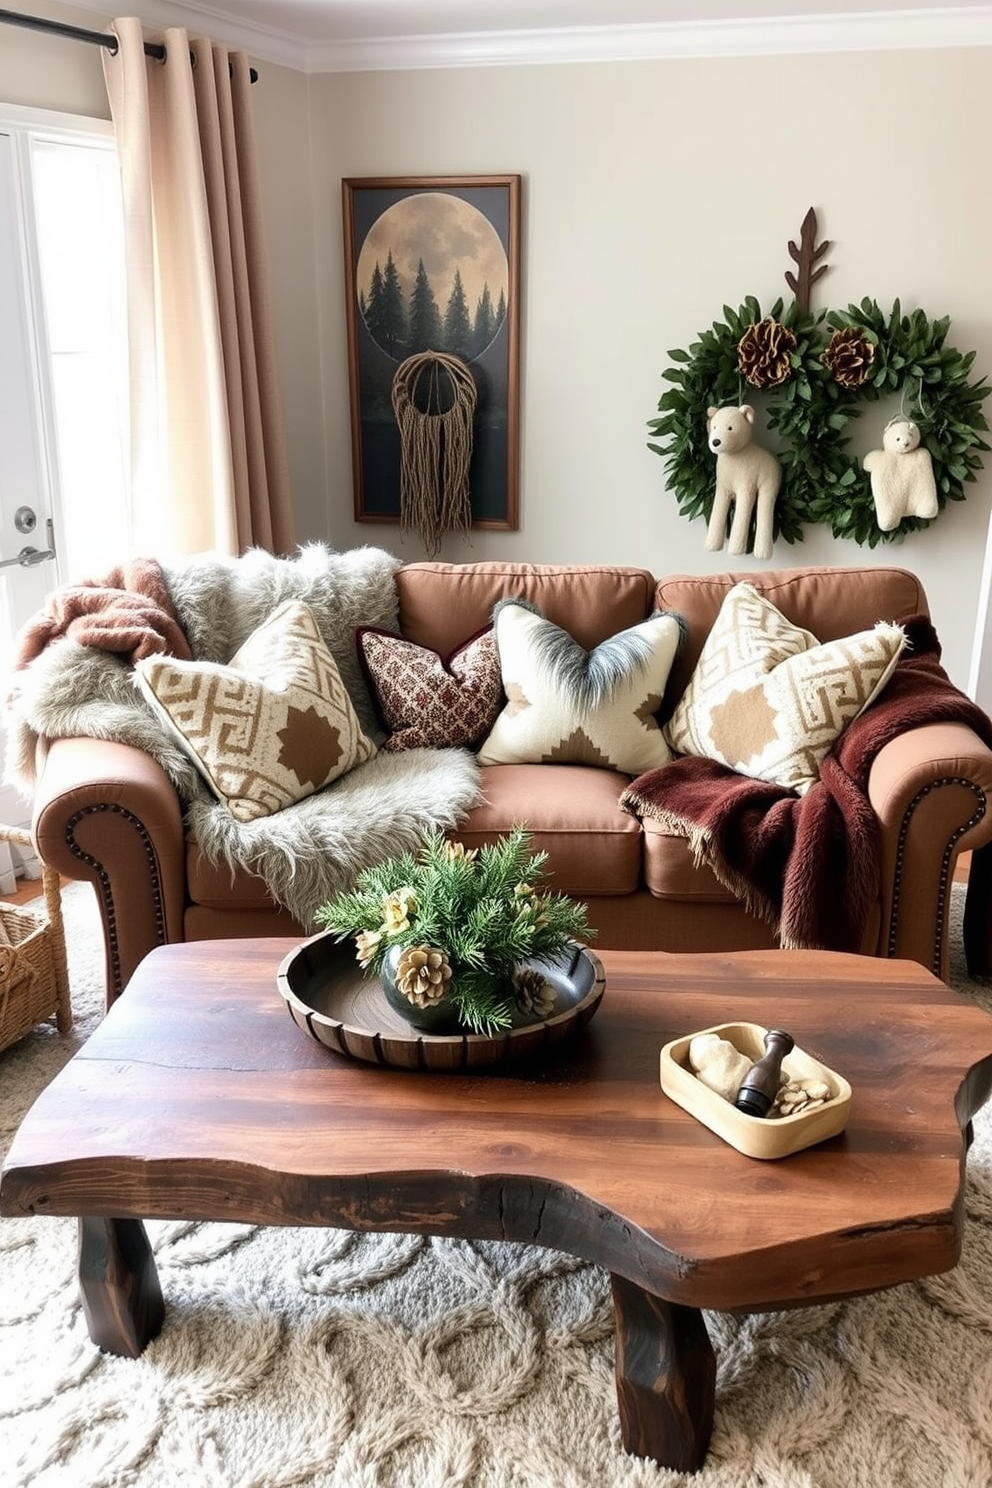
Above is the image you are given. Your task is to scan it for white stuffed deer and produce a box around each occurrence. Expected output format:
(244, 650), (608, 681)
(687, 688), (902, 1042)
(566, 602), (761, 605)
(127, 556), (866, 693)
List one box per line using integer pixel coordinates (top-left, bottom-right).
(705, 404), (782, 562)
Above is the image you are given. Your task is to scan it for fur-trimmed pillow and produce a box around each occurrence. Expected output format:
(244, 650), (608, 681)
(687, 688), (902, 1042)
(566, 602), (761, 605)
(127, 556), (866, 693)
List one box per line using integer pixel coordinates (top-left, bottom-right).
(664, 582), (906, 794)
(477, 601), (684, 773)
(358, 625), (503, 751)
(135, 600), (376, 821)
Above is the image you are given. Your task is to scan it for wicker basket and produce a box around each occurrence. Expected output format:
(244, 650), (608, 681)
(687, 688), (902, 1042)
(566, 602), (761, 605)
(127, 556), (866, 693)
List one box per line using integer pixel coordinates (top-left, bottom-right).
(0, 825), (72, 1055)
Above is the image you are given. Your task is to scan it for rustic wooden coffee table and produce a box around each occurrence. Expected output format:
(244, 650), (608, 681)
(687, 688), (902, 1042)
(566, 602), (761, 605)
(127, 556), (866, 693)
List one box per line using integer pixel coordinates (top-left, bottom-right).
(3, 940), (992, 1471)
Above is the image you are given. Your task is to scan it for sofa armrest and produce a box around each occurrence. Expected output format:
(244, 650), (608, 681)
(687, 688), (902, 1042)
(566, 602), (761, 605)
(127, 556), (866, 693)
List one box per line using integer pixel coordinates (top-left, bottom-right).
(31, 737), (186, 1007)
(867, 722), (992, 981)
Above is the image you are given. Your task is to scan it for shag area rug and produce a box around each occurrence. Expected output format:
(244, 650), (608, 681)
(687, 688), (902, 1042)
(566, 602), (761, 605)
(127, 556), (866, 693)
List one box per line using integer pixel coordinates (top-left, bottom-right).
(2, 884), (992, 1487)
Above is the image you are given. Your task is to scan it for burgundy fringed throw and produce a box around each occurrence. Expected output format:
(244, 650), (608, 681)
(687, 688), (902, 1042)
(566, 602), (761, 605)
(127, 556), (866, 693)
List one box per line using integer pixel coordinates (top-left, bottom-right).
(620, 616), (992, 952)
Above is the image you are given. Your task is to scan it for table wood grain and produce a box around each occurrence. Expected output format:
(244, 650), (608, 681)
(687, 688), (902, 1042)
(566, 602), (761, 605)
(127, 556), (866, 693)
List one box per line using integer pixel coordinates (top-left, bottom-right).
(4, 939), (992, 1470)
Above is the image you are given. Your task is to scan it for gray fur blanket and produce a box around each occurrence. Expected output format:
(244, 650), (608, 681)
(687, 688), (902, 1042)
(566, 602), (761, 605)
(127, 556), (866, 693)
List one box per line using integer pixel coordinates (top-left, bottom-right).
(5, 544), (483, 928)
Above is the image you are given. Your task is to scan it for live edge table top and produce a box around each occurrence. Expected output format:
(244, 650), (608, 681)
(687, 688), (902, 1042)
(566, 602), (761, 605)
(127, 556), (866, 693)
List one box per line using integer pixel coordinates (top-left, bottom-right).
(4, 939), (992, 1316)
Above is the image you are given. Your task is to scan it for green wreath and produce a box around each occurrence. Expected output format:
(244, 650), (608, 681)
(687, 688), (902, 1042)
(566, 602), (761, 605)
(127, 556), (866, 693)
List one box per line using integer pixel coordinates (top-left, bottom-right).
(647, 296), (990, 549)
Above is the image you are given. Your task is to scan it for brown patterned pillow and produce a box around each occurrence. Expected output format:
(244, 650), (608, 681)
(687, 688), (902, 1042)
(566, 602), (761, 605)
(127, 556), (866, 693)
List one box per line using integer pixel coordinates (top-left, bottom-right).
(135, 600), (376, 821)
(358, 625), (503, 752)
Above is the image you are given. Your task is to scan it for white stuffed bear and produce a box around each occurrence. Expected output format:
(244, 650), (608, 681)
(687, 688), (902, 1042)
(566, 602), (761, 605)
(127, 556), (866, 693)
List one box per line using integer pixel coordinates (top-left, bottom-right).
(705, 404), (782, 562)
(863, 418), (938, 531)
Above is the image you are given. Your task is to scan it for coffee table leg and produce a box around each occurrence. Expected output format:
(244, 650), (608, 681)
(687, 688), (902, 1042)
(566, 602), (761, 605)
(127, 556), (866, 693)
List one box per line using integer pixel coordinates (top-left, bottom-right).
(77, 1216), (165, 1358)
(610, 1272), (716, 1471)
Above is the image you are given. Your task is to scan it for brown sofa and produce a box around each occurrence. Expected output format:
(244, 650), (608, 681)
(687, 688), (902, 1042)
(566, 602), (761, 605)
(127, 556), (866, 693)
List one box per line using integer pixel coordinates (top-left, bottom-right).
(30, 561), (992, 1004)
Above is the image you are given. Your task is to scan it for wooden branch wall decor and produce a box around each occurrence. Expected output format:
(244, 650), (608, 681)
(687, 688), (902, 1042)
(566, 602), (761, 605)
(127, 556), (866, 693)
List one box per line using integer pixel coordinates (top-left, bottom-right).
(785, 208), (831, 316)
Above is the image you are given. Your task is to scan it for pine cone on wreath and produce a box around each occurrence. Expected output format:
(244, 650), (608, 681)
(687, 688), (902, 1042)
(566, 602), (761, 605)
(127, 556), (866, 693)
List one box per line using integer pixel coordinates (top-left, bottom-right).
(395, 944), (453, 1008)
(821, 326), (875, 388)
(736, 318), (797, 388)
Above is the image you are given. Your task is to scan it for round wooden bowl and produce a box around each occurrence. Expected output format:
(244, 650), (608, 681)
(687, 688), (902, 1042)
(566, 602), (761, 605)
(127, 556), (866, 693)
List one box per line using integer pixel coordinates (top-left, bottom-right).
(276, 934), (606, 1071)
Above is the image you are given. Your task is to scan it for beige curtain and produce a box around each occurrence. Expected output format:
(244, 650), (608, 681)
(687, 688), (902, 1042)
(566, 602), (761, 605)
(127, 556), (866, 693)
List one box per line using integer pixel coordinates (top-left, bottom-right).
(102, 17), (295, 558)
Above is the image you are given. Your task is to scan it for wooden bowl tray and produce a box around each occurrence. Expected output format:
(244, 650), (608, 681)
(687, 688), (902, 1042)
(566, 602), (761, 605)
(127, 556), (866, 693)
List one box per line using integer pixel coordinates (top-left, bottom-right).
(276, 933), (606, 1071)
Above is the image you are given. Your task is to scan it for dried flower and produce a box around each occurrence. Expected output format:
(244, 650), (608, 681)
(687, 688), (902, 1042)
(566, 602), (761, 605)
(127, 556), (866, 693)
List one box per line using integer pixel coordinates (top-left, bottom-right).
(395, 944), (453, 1008)
(737, 318), (796, 389)
(442, 841), (478, 863)
(820, 326), (876, 388)
(354, 928), (382, 968)
(382, 886), (417, 933)
(513, 968), (557, 1020)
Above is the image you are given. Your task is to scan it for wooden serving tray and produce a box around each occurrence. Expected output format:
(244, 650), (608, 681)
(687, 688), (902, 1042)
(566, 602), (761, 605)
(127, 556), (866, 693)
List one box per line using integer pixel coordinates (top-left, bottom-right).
(276, 933), (606, 1071)
(659, 1020), (852, 1159)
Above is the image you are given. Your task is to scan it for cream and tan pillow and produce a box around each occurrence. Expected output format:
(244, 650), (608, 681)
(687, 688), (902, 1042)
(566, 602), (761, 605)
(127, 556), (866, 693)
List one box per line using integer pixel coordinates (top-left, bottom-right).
(664, 582), (905, 794)
(135, 600), (376, 821)
(477, 601), (683, 774)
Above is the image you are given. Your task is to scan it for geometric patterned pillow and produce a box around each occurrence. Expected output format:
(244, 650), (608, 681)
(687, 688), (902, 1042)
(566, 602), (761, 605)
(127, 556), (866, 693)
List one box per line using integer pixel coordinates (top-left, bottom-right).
(664, 583), (906, 794)
(477, 601), (684, 774)
(357, 625), (503, 752)
(134, 600), (376, 821)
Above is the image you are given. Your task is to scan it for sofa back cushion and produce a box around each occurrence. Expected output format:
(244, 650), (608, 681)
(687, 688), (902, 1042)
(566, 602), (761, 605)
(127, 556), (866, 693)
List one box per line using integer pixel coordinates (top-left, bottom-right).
(397, 563), (656, 653)
(656, 565), (927, 711)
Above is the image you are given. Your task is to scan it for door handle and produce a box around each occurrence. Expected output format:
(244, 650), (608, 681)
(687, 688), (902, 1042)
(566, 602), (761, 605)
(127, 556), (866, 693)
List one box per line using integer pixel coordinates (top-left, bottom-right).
(0, 518), (57, 571)
(0, 544), (55, 570)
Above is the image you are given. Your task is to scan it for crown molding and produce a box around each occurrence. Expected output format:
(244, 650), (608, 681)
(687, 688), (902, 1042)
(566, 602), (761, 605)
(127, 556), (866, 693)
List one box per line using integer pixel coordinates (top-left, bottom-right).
(305, 8), (992, 72)
(45, 5), (992, 74)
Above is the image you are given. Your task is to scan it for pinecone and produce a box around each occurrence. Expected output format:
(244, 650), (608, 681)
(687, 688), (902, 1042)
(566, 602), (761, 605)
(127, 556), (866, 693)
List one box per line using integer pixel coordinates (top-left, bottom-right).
(513, 968), (557, 1020)
(736, 317), (796, 388)
(820, 326), (875, 388)
(394, 944), (453, 1008)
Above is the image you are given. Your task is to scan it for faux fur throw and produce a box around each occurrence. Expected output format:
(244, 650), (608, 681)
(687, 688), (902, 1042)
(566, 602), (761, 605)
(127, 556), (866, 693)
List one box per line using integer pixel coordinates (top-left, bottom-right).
(9, 557), (190, 681)
(620, 616), (992, 952)
(5, 543), (483, 928)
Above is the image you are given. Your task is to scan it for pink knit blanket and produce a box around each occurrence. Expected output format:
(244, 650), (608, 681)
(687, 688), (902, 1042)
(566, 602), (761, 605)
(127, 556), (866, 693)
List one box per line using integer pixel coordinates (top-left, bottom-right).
(11, 558), (191, 676)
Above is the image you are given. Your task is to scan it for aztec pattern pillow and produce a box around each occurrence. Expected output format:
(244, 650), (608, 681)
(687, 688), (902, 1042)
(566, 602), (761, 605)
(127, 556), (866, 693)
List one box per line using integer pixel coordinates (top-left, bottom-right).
(357, 625), (503, 752)
(135, 600), (376, 822)
(664, 582), (906, 794)
(477, 601), (684, 774)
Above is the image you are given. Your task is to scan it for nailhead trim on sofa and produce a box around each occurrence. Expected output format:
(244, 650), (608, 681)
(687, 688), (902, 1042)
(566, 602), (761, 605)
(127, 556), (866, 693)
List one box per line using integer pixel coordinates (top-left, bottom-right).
(64, 803), (168, 999)
(888, 777), (987, 973)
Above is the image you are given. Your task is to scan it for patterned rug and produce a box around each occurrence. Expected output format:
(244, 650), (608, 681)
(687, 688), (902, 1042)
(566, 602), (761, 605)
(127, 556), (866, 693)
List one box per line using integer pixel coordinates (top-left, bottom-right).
(2, 883), (992, 1487)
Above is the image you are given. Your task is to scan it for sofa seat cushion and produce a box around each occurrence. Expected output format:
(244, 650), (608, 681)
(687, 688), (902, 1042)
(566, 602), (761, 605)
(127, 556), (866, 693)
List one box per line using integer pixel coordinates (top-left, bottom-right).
(641, 817), (739, 902)
(186, 841), (280, 910)
(397, 563), (656, 655)
(451, 763), (643, 896)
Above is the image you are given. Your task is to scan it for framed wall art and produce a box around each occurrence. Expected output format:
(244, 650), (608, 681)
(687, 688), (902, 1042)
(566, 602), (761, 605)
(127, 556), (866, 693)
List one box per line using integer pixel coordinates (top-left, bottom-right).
(342, 174), (521, 549)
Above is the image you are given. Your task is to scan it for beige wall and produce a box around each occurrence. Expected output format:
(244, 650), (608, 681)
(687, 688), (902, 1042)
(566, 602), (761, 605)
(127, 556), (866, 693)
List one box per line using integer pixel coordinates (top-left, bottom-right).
(0, 1), (110, 114)
(3, 15), (990, 684)
(307, 48), (992, 685)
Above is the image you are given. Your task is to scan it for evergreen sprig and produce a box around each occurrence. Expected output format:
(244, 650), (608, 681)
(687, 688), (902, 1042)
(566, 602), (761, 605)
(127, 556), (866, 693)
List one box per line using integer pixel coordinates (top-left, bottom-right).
(315, 827), (592, 1035)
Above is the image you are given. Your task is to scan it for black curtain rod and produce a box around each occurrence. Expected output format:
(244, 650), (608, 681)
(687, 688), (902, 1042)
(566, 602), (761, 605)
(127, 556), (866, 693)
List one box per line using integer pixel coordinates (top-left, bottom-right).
(0, 7), (258, 82)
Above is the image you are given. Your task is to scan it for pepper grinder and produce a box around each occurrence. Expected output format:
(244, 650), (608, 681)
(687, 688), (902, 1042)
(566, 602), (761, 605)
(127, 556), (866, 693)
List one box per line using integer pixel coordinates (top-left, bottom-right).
(734, 1029), (795, 1117)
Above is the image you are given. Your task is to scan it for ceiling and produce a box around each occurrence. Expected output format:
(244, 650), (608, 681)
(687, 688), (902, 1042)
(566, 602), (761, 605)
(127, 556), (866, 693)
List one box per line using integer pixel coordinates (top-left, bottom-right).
(56, 0), (992, 69)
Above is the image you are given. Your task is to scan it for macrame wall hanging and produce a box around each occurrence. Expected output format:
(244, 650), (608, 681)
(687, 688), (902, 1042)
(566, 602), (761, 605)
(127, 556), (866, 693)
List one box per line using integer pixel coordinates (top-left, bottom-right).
(390, 351), (478, 558)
